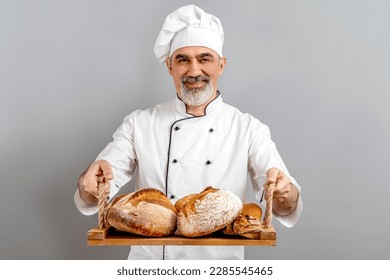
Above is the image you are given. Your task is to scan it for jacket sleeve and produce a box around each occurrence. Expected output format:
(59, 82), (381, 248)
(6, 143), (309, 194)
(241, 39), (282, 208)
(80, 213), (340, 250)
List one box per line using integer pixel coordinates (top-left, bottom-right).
(247, 118), (302, 227)
(74, 113), (138, 215)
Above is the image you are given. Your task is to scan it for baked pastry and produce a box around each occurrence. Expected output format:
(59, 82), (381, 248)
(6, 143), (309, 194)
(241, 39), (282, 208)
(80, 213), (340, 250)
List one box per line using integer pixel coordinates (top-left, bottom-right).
(104, 188), (177, 237)
(176, 186), (243, 237)
(222, 202), (263, 238)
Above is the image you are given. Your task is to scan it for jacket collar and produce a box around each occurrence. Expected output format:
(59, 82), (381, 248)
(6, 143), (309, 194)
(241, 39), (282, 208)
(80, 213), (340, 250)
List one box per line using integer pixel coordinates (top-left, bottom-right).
(174, 91), (222, 117)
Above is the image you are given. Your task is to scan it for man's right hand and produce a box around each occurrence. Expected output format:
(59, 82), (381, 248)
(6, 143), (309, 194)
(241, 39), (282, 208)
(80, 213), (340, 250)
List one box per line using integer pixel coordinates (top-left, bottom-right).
(78, 160), (113, 205)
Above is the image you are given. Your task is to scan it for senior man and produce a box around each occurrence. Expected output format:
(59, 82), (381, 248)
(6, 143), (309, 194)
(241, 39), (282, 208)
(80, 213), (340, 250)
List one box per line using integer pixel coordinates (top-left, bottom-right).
(75, 4), (302, 259)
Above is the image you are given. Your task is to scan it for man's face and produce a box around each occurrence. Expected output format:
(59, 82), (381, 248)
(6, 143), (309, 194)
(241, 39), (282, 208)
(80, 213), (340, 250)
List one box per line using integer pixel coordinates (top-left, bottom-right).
(166, 46), (226, 107)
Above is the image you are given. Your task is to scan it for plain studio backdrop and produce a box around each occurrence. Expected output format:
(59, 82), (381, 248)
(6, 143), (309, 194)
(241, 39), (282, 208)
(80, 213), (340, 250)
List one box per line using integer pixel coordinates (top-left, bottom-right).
(1, 0), (389, 260)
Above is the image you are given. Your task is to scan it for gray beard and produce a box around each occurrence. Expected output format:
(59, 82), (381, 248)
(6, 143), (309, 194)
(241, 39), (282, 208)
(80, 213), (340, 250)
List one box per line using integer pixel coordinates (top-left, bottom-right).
(180, 77), (214, 107)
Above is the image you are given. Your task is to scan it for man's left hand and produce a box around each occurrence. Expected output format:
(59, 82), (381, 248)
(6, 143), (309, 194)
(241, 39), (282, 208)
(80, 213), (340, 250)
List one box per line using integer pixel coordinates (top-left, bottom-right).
(264, 167), (299, 216)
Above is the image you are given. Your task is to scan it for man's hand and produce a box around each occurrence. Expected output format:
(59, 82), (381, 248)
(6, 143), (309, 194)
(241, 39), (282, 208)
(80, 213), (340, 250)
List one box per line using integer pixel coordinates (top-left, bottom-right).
(77, 160), (113, 205)
(264, 167), (299, 216)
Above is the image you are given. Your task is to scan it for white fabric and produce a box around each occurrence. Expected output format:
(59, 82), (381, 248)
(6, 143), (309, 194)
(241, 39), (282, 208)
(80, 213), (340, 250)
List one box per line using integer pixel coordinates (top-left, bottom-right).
(74, 94), (302, 260)
(154, 4), (224, 62)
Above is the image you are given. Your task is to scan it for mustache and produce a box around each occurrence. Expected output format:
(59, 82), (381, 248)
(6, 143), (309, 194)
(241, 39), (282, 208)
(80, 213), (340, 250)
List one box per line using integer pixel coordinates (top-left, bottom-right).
(181, 75), (210, 84)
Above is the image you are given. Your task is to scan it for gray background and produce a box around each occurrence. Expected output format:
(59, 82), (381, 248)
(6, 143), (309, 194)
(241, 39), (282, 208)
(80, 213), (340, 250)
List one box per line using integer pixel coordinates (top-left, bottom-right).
(1, 0), (389, 259)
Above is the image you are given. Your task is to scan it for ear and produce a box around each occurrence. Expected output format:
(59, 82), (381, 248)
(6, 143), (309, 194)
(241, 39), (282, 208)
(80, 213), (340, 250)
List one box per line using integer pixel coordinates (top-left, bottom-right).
(166, 57), (173, 76)
(218, 57), (227, 76)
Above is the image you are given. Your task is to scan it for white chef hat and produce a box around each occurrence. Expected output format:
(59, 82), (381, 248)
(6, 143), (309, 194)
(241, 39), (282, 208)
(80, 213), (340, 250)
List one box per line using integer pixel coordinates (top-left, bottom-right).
(154, 4), (224, 62)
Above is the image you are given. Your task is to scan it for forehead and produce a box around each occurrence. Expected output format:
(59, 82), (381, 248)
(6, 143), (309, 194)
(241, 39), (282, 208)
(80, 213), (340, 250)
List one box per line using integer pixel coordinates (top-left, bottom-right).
(171, 46), (219, 58)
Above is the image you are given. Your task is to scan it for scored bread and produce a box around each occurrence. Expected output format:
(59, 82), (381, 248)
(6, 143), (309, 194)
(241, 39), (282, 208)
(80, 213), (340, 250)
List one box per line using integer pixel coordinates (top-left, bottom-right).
(222, 202), (263, 238)
(104, 188), (177, 237)
(176, 186), (243, 237)
(174, 193), (198, 213)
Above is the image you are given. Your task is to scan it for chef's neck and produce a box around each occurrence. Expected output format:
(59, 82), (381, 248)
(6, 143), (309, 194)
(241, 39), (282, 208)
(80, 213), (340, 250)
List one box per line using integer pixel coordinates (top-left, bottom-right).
(186, 105), (206, 116)
(185, 91), (218, 116)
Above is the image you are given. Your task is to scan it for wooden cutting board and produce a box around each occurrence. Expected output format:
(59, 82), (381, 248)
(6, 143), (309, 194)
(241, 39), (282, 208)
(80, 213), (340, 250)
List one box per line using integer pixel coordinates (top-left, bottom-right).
(87, 225), (276, 246)
(89, 183), (277, 246)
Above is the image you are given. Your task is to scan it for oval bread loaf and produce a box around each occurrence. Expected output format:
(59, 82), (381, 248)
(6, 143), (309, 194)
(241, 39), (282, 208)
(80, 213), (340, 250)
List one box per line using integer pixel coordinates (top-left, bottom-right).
(105, 188), (177, 237)
(175, 186), (243, 237)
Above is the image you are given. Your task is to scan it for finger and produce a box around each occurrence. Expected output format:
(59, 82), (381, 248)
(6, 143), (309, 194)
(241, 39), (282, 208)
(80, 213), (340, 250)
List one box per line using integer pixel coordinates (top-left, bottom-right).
(266, 167), (280, 184)
(274, 187), (289, 199)
(82, 172), (99, 194)
(274, 181), (292, 202)
(101, 162), (114, 181)
(265, 168), (288, 199)
(88, 160), (104, 174)
(275, 175), (290, 191)
(92, 160), (114, 180)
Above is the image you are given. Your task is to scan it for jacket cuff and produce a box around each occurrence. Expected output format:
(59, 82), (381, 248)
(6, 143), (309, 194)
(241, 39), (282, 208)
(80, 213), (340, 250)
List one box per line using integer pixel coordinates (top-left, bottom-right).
(74, 188), (98, 216)
(273, 181), (302, 228)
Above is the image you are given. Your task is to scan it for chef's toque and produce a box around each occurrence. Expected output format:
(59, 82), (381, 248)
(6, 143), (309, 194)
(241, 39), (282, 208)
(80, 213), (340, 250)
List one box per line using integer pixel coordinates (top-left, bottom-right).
(154, 4), (224, 62)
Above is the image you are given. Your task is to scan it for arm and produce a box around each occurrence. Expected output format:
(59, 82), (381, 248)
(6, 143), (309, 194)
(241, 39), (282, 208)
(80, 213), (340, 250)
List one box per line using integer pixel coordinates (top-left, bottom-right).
(75, 114), (138, 215)
(247, 119), (302, 226)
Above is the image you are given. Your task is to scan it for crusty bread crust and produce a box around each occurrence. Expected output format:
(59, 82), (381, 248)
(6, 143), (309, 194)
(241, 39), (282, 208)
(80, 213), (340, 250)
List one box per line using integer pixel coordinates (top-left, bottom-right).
(177, 186), (243, 237)
(222, 202), (263, 238)
(105, 188), (177, 237)
(174, 193), (198, 212)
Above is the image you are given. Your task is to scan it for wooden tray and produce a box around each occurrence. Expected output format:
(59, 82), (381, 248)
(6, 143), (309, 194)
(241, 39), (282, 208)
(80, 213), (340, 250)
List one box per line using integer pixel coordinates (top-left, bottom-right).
(88, 182), (277, 246)
(87, 225), (276, 246)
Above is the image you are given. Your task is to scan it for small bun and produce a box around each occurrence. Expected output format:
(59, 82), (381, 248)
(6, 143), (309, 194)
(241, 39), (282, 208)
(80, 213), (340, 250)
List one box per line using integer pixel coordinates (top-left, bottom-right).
(222, 202), (263, 238)
(177, 186), (243, 237)
(105, 188), (177, 237)
(242, 203), (262, 220)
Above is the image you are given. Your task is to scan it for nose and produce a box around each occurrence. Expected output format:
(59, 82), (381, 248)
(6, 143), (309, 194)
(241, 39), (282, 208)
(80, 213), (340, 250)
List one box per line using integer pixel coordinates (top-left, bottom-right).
(187, 61), (203, 76)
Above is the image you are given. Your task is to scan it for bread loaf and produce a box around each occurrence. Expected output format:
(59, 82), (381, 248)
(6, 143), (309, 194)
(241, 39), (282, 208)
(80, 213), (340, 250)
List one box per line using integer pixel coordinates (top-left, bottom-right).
(222, 202), (262, 238)
(104, 188), (177, 237)
(174, 193), (198, 213)
(175, 186), (243, 237)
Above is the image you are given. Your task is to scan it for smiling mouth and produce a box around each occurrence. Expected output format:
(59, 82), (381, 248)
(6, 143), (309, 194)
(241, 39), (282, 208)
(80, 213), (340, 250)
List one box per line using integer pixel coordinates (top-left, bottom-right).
(181, 75), (210, 91)
(185, 81), (206, 89)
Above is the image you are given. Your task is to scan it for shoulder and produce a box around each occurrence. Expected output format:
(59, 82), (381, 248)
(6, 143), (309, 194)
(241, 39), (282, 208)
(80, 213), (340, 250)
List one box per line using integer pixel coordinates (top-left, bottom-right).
(122, 99), (174, 122)
(112, 99), (174, 136)
(220, 101), (270, 133)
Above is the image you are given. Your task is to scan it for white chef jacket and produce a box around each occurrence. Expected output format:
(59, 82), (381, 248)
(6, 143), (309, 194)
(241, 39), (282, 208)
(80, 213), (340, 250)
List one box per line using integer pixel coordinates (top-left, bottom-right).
(74, 93), (302, 260)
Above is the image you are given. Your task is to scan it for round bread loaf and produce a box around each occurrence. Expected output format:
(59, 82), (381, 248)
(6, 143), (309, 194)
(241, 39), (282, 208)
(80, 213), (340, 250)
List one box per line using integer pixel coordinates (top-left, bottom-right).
(176, 186), (243, 237)
(174, 193), (198, 212)
(104, 188), (177, 237)
(222, 202), (263, 238)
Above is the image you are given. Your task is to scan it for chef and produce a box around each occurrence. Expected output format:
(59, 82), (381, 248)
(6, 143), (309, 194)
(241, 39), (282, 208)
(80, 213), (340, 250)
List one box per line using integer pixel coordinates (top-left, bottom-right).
(75, 4), (302, 260)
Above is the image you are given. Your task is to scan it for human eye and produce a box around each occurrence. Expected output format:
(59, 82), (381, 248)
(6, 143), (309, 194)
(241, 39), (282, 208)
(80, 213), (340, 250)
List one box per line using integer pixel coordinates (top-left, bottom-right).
(198, 55), (213, 63)
(178, 58), (189, 63)
(199, 58), (210, 63)
(175, 55), (190, 64)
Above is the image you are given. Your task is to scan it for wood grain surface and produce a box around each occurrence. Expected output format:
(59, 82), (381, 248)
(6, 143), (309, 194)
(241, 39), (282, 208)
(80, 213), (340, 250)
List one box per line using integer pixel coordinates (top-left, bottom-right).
(87, 226), (276, 246)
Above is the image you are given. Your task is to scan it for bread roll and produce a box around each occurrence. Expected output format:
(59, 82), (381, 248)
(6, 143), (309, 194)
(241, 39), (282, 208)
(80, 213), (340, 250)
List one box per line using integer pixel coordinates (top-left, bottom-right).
(104, 188), (177, 237)
(176, 186), (243, 237)
(222, 202), (263, 238)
